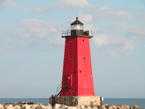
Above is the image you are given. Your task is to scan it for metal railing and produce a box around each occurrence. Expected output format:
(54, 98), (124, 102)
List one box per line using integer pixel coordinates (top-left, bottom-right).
(62, 30), (93, 37)
(56, 79), (68, 95)
(62, 30), (71, 36)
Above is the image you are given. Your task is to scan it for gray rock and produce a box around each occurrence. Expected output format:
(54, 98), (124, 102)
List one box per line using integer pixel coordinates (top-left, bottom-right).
(120, 105), (130, 109)
(37, 105), (52, 109)
(0, 104), (4, 109)
(66, 106), (77, 109)
(53, 104), (62, 109)
(27, 103), (34, 105)
(30, 104), (38, 109)
(4, 104), (13, 109)
(99, 106), (106, 109)
(18, 102), (25, 105)
(92, 106), (98, 109)
(45, 104), (51, 107)
(84, 106), (91, 109)
(21, 104), (31, 109)
(13, 105), (21, 109)
(131, 105), (141, 109)
(80, 105), (85, 109)
(60, 105), (67, 109)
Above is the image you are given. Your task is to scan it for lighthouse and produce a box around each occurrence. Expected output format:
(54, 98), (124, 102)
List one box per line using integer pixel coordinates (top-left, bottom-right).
(49, 17), (100, 106)
(61, 17), (95, 96)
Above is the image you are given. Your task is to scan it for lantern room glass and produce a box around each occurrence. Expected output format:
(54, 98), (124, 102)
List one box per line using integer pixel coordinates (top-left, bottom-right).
(71, 24), (83, 30)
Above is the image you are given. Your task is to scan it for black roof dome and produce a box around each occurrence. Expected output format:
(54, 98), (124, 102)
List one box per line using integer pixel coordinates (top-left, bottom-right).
(71, 17), (84, 25)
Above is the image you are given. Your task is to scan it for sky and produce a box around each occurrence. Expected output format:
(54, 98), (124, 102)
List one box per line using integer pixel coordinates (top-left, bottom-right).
(0, 0), (145, 98)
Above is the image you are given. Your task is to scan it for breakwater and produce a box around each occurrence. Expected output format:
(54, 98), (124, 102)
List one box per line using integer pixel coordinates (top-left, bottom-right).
(0, 101), (142, 109)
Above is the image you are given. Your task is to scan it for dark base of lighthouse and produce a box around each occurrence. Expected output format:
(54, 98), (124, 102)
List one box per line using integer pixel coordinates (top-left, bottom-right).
(49, 96), (100, 106)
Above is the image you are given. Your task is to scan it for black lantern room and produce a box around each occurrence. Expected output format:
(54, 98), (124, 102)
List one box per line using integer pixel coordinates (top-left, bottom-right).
(71, 17), (84, 30)
(62, 17), (93, 38)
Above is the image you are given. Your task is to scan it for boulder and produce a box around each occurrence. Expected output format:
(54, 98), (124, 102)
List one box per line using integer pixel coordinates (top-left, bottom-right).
(36, 104), (42, 106)
(108, 105), (119, 109)
(76, 105), (81, 109)
(21, 104), (31, 109)
(37, 105), (52, 109)
(13, 105), (21, 109)
(37, 105), (47, 109)
(91, 106), (98, 109)
(45, 106), (52, 109)
(30, 104), (38, 109)
(45, 104), (51, 107)
(12, 103), (17, 106)
(5, 104), (13, 109)
(5, 103), (10, 105)
(84, 106), (91, 109)
(44, 104), (52, 109)
(108, 106), (113, 109)
(0, 104), (4, 109)
(120, 105), (130, 109)
(53, 104), (62, 109)
(99, 106), (106, 109)
(103, 104), (108, 106)
(19, 102), (25, 105)
(60, 105), (67, 109)
(27, 103), (34, 105)
(66, 106), (77, 109)
(113, 105), (120, 109)
(102, 104), (108, 108)
(80, 105), (85, 109)
(131, 105), (141, 109)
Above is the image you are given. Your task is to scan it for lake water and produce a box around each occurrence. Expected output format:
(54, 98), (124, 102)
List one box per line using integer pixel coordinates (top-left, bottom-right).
(0, 98), (144, 109)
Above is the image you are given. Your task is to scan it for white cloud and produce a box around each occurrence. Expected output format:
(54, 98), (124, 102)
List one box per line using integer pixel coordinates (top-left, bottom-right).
(117, 11), (133, 21)
(93, 33), (122, 47)
(101, 6), (110, 10)
(33, 0), (133, 22)
(0, 38), (11, 43)
(139, 12), (145, 21)
(110, 51), (118, 57)
(34, 7), (48, 13)
(96, 57), (110, 63)
(0, 46), (11, 53)
(1, 0), (17, 7)
(109, 22), (145, 39)
(21, 7), (29, 11)
(93, 33), (137, 51)
(123, 42), (137, 51)
(71, 14), (95, 30)
(76, 14), (94, 23)
(94, 8), (133, 21)
(23, 0), (32, 3)
(34, 0), (89, 13)
(4, 18), (68, 46)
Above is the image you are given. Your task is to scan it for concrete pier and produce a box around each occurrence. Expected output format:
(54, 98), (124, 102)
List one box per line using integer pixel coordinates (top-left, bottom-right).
(49, 96), (100, 106)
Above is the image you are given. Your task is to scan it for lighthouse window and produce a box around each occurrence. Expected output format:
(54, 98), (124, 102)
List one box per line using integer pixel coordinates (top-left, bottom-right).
(70, 58), (72, 60)
(80, 71), (81, 73)
(71, 40), (72, 42)
(82, 40), (84, 42)
(83, 57), (85, 60)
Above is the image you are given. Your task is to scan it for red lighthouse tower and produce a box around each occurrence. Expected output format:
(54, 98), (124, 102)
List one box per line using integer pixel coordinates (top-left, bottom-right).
(60, 17), (95, 96)
(50, 17), (100, 106)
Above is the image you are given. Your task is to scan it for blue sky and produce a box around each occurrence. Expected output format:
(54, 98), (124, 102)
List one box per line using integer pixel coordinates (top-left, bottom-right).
(0, 0), (145, 98)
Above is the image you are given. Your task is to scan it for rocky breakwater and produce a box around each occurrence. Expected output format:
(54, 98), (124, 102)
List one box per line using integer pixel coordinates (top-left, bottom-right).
(0, 102), (142, 109)
(0, 101), (52, 109)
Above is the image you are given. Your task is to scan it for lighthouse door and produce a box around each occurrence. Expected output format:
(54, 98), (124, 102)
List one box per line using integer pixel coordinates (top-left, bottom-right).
(66, 74), (72, 87)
